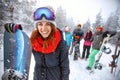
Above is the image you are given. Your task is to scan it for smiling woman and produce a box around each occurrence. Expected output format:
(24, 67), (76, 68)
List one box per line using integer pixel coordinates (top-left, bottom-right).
(37, 21), (52, 39)
(30, 6), (70, 80)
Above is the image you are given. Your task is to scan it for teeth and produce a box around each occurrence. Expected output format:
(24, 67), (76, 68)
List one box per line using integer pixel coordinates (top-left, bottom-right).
(42, 32), (48, 34)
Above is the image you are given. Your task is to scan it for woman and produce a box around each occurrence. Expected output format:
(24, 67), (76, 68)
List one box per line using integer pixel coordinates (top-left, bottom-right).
(30, 7), (70, 80)
(63, 26), (73, 51)
(81, 27), (93, 60)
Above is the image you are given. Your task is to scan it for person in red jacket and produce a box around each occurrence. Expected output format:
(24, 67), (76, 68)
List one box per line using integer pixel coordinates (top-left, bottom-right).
(81, 27), (93, 60)
(30, 6), (70, 80)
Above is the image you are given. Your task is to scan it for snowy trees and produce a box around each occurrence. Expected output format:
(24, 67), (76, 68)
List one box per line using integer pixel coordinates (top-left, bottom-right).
(0, 0), (120, 46)
(105, 7), (120, 32)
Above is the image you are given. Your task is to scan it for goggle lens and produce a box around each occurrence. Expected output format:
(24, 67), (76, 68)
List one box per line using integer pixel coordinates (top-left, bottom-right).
(34, 7), (55, 21)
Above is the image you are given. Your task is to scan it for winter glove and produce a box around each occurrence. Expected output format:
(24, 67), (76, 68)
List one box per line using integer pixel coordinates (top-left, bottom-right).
(102, 31), (109, 38)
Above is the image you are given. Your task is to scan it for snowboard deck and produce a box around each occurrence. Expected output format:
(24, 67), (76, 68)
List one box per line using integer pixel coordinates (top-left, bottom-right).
(73, 42), (80, 60)
(2, 23), (32, 80)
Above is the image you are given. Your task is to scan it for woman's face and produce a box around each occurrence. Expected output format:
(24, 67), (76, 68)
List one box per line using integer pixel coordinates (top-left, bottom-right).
(87, 28), (91, 32)
(37, 21), (52, 38)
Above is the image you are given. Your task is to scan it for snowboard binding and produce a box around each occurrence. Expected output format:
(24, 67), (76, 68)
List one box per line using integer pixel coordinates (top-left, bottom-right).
(101, 46), (111, 54)
(94, 61), (102, 70)
(2, 69), (27, 80)
(4, 23), (22, 33)
(74, 53), (78, 60)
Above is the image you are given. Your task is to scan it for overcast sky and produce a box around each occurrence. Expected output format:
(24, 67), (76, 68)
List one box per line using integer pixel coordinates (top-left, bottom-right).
(31, 0), (119, 24)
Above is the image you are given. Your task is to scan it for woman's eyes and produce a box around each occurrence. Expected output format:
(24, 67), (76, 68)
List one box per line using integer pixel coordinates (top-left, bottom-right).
(46, 22), (51, 26)
(38, 22), (51, 26)
(38, 23), (42, 26)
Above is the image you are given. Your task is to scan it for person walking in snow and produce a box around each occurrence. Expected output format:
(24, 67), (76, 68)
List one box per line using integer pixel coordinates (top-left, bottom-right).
(81, 27), (93, 60)
(30, 6), (70, 80)
(86, 25), (116, 70)
(69, 24), (84, 59)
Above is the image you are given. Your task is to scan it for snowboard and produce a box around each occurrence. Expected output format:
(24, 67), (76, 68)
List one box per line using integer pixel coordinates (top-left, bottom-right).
(93, 34), (111, 70)
(2, 23), (32, 80)
(73, 41), (80, 60)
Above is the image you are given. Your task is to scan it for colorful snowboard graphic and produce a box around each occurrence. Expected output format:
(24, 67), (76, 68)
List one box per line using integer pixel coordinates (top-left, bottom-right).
(2, 23), (32, 80)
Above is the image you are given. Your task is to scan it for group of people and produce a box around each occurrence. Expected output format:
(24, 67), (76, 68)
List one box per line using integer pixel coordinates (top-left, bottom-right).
(63, 24), (92, 61)
(63, 23), (116, 71)
(30, 6), (116, 80)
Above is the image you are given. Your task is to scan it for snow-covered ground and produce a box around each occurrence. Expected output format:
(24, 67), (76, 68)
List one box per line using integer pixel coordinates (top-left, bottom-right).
(0, 37), (120, 80)
(28, 39), (120, 80)
(68, 42), (118, 80)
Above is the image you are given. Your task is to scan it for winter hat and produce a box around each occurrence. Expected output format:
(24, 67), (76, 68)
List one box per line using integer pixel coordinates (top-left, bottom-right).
(96, 25), (103, 32)
(33, 6), (56, 26)
(88, 26), (93, 31)
(65, 26), (70, 32)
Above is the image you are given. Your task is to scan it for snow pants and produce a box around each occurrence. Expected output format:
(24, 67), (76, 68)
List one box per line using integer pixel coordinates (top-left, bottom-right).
(88, 48), (99, 68)
(82, 45), (91, 59)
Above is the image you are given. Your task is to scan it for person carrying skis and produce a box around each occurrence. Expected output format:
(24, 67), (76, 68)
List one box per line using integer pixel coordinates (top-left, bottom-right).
(30, 6), (70, 80)
(81, 27), (93, 60)
(86, 25), (116, 70)
(69, 24), (84, 58)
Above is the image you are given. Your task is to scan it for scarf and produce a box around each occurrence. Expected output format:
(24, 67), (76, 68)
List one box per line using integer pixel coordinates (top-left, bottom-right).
(32, 29), (61, 54)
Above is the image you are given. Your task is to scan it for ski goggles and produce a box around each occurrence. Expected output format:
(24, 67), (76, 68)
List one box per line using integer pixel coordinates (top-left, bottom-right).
(34, 7), (55, 21)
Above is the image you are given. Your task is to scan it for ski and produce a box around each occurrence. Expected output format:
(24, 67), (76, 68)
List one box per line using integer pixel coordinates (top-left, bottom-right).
(109, 38), (119, 74)
(114, 50), (120, 76)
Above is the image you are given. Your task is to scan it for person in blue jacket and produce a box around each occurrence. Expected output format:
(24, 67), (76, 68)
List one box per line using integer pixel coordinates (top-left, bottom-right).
(30, 6), (70, 80)
(63, 26), (73, 51)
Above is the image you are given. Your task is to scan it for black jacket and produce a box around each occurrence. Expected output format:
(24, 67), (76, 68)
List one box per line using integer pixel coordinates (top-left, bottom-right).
(32, 30), (70, 80)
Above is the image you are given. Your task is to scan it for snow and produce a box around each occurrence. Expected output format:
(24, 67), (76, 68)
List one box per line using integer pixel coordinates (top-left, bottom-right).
(0, 37), (120, 80)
